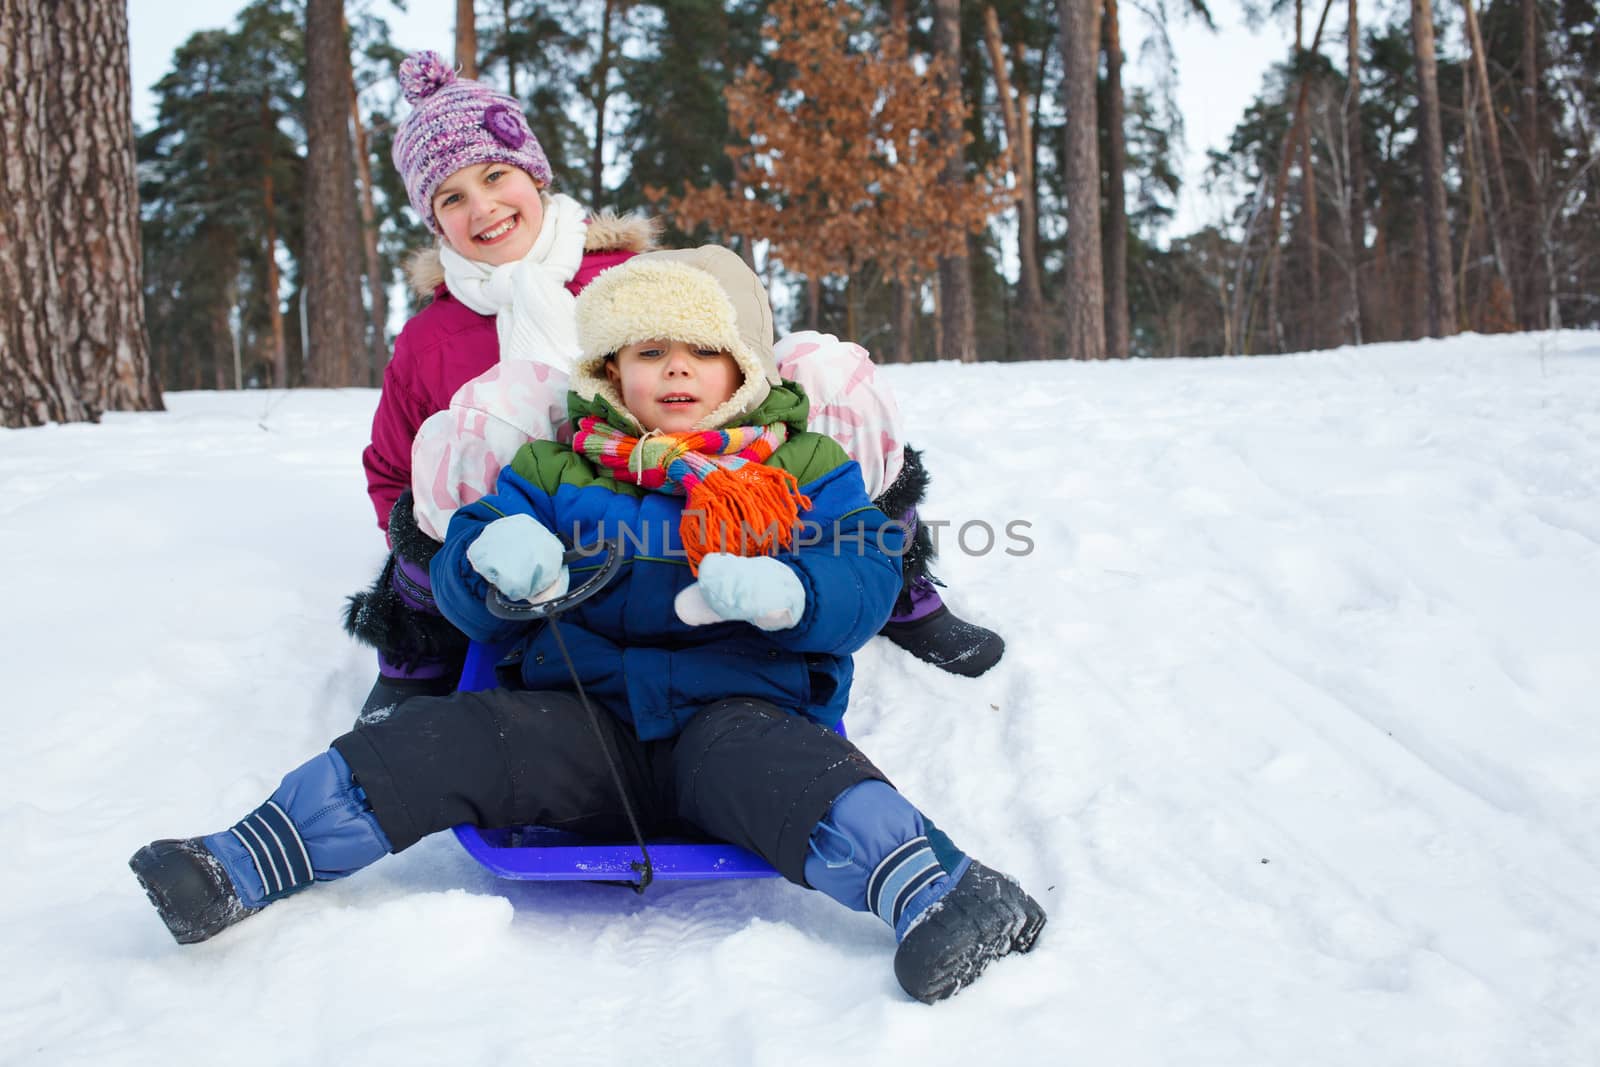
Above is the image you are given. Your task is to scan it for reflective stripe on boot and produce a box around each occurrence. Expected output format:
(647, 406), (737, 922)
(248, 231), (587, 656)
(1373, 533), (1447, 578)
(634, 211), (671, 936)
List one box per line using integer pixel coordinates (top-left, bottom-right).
(802, 780), (966, 938)
(203, 749), (393, 909)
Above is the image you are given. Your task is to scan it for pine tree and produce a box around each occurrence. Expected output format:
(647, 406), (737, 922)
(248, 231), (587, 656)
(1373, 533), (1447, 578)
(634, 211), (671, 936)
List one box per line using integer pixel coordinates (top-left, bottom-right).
(619, 0), (762, 224)
(1409, 0), (1458, 336)
(139, 9), (304, 391)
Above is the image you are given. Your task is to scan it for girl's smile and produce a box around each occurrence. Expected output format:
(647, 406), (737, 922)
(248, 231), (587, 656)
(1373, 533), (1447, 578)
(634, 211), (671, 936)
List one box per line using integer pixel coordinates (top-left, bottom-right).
(473, 215), (520, 245)
(432, 163), (546, 266)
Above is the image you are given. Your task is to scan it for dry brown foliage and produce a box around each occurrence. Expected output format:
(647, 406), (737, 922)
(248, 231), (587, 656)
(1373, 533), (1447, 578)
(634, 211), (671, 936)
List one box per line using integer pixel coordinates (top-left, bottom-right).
(653, 0), (1012, 287)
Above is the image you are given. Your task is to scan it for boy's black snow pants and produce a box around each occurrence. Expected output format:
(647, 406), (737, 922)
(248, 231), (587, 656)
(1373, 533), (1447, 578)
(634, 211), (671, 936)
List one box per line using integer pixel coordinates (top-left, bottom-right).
(331, 689), (887, 885)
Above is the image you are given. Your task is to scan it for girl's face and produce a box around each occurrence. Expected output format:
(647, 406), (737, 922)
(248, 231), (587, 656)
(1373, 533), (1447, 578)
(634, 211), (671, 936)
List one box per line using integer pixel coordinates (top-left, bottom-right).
(431, 162), (545, 266)
(605, 340), (743, 434)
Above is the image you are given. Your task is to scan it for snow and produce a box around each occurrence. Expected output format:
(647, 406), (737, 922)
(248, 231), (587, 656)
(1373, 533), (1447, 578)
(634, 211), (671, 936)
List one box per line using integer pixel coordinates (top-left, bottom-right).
(3, 332), (1599, 1065)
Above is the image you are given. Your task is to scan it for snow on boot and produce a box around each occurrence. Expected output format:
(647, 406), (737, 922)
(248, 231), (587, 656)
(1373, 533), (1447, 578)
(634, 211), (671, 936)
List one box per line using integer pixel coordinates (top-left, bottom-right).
(893, 860), (1047, 1004)
(880, 576), (1006, 678)
(129, 838), (260, 945)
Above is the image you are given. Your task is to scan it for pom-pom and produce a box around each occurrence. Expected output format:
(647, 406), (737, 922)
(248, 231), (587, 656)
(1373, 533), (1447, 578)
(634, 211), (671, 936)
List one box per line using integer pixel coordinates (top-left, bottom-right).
(398, 50), (455, 105)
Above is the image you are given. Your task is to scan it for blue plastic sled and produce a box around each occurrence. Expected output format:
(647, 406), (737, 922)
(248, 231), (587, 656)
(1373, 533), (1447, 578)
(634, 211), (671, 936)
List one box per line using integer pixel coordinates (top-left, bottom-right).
(450, 546), (842, 885)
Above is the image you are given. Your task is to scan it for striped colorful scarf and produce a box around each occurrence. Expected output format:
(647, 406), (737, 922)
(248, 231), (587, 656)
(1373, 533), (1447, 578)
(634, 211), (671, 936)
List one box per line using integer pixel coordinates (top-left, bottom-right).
(572, 416), (813, 573)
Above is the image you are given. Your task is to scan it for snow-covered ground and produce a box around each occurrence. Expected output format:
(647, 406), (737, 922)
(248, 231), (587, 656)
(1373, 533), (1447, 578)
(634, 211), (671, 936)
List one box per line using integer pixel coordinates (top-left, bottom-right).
(3, 332), (1598, 1065)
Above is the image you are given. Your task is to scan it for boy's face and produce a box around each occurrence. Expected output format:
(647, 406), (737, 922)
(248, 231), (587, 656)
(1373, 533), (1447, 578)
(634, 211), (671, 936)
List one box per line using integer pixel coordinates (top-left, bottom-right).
(605, 340), (742, 434)
(431, 162), (545, 266)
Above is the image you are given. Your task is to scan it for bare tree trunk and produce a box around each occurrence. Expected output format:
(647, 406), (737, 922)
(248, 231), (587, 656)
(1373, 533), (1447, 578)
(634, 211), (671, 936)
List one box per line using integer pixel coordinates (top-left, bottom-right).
(1058, 0), (1106, 360)
(1408, 213), (1430, 337)
(213, 297), (232, 391)
(349, 66), (388, 385)
(1410, 0), (1458, 336)
(933, 0), (976, 363)
(304, 0), (369, 386)
(46, 0), (161, 414)
(806, 276), (820, 331)
(1370, 213), (1392, 339)
(1460, 0), (1517, 309)
(892, 281), (915, 363)
(1021, 38), (1050, 345)
(502, 0), (519, 97)
(889, 0), (916, 365)
(1346, 0), (1368, 341)
(1227, 170), (1271, 353)
(1318, 80), (1364, 345)
(1, 0), (88, 426)
(1459, 72), (1485, 323)
(844, 275), (858, 347)
(1301, 123), (1322, 349)
(260, 95), (289, 389)
(591, 0), (618, 210)
(981, 6), (1045, 361)
(3, 0), (162, 427)
(456, 0), (478, 78)
(1519, 0), (1547, 327)
(1101, 0), (1130, 358)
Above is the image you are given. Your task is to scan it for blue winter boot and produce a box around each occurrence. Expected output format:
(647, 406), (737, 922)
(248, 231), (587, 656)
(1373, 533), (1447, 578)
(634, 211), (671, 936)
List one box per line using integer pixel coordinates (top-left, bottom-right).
(130, 749), (392, 945)
(803, 781), (1046, 1003)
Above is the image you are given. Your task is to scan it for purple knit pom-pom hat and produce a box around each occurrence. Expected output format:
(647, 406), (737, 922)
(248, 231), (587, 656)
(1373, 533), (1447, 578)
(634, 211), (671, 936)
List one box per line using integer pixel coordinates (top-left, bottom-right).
(392, 50), (552, 233)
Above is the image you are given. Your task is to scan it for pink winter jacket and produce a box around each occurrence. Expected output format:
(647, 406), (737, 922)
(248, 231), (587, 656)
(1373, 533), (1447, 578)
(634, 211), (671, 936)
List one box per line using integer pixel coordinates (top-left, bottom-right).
(362, 212), (657, 538)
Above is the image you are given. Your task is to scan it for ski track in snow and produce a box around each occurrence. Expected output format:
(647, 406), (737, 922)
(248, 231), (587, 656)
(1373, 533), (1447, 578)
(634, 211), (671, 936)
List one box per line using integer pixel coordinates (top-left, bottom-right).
(2, 333), (1598, 1065)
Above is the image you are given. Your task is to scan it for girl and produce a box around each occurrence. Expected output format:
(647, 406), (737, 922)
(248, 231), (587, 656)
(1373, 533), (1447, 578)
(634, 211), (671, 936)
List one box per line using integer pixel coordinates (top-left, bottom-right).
(347, 52), (1004, 723)
(132, 248), (1046, 1004)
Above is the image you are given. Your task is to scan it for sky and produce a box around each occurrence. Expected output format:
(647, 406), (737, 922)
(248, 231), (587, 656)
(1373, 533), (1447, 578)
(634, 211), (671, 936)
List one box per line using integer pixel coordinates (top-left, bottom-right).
(5, 328), (1599, 1063)
(125, 0), (1351, 237)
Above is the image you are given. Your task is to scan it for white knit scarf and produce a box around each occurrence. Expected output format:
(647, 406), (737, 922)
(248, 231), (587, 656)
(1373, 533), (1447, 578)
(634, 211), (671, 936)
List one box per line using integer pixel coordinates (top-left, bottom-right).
(438, 192), (589, 372)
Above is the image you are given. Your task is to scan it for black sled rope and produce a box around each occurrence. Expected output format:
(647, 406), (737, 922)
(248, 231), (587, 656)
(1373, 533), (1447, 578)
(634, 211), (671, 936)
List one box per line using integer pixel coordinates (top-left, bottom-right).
(487, 541), (654, 892)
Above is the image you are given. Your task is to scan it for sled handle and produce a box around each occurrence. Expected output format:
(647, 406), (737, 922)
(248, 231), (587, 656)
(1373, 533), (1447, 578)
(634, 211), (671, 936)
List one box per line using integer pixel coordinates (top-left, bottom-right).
(486, 539), (623, 621)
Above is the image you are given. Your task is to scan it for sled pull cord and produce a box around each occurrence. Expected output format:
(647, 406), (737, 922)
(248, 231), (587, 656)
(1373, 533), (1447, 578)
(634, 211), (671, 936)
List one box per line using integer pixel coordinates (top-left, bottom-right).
(547, 614), (656, 893)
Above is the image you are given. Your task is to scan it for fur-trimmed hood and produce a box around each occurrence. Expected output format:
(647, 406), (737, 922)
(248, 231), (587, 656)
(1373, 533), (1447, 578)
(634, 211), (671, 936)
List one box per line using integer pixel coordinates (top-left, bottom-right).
(404, 206), (658, 297)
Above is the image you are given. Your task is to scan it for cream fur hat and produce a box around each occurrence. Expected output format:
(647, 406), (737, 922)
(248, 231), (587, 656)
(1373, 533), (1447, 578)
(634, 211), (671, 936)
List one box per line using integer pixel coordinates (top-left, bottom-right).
(572, 246), (781, 430)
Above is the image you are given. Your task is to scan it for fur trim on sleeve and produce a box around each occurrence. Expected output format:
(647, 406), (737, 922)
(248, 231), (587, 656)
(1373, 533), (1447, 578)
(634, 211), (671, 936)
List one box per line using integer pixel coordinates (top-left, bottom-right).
(341, 556), (470, 670)
(341, 492), (466, 670)
(387, 490), (442, 565)
(873, 444), (935, 584)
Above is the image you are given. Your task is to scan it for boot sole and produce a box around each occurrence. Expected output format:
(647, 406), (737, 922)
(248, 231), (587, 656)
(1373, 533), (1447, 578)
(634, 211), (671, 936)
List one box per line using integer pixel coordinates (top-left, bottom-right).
(130, 844), (209, 945)
(895, 868), (1048, 1004)
(129, 841), (258, 945)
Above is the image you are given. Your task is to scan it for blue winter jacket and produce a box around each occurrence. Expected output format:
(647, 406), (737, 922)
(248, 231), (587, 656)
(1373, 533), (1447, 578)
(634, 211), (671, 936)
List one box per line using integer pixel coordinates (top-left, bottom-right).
(430, 383), (904, 742)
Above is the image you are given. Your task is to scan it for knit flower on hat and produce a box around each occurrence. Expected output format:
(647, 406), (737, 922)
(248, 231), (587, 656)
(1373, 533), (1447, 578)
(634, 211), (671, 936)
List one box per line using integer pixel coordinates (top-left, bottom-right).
(482, 104), (528, 149)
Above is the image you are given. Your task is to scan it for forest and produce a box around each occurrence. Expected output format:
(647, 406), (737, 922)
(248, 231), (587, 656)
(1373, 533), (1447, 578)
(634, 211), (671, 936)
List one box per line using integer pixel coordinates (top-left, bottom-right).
(3, 0), (1596, 426)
